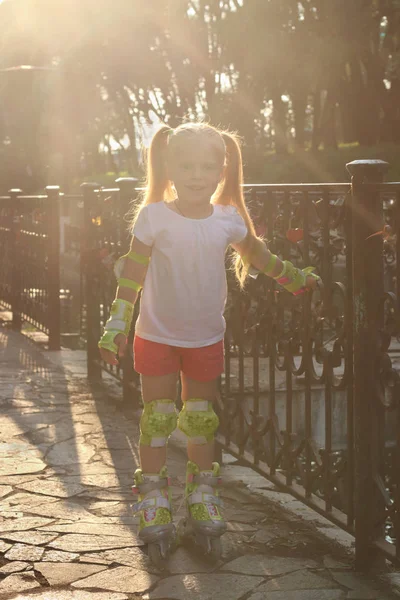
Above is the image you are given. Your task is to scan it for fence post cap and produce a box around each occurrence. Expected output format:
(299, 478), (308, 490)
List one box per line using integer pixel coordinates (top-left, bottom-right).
(46, 185), (60, 194)
(80, 182), (101, 192)
(115, 177), (139, 184)
(346, 159), (389, 178)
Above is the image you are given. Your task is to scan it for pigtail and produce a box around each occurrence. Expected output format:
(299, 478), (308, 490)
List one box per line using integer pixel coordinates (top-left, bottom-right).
(218, 132), (257, 288)
(128, 125), (175, 229)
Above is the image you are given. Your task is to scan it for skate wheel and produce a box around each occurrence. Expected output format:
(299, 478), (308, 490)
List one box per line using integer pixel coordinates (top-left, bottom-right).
(207, 536), (222, 562)
(148, 543), (167, 571)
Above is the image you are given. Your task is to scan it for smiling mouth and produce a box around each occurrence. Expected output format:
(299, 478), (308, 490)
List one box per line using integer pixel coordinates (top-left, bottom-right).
(187, 186), (205, 191)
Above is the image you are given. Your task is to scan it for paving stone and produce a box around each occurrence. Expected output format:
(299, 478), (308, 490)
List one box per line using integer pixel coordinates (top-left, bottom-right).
(49, 533), (143, 552)
(10, 591), (129, 600)
(0, 441), (46, 475)
(0, 539), (12, 552)
(249, 529), (277, 543)
(0, 517), (55, 532)
(5, 491), (59, 508)
(17, 479), (86, 498)
(5, 543), (45, 561)
(227, 521), (258, 532)
(20, 501), (95, 521)
(248, 591), (345, 600)
(42, 549), (80, 562)
(261, 570), (338, 591)
(40, 522), (140, 539)
(222, 465), (277, 489)
(45, 438), (97, 466)
(0, 485), (12, 498)
(221, 555), (318, 576)
(0, 561), (32, 574)
(2, 531), (59, 545)
(331, 572), (380, 594)
(72, 565), (158, 593)
(346, 590), (380, 599)
(323, 555), (352, 569)
(145, 573), (264, 600)
(78, 489), (131, 501)
(224, 510), (267, 524)
(166, 547), (216, 574)
(79, 547), (158, 572)
(0, 572), (40, 594)
(34, 562), (107, 586)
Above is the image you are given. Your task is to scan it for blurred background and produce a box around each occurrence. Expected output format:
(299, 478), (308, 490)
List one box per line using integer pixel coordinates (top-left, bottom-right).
(1, 0), (400, 193)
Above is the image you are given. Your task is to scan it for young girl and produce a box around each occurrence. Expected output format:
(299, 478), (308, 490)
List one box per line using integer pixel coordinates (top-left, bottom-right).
(98, 123), (319, 566)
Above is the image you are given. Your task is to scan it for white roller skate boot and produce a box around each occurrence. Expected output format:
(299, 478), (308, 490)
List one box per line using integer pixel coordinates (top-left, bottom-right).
(132, 466), (175, 569)
(178, 460), (226, 561)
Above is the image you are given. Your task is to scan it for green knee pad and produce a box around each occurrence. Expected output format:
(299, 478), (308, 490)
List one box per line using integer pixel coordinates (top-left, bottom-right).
(140, 399), (178, 448)
(177, 398), (219, 445)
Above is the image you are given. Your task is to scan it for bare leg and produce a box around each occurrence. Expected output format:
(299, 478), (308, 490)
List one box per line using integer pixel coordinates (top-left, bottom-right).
(140, 372), (179, 473)
(180, 375), (219, 470)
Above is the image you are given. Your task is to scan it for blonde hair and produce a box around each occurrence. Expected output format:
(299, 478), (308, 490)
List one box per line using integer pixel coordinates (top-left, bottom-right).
(129, 122), (257, 287)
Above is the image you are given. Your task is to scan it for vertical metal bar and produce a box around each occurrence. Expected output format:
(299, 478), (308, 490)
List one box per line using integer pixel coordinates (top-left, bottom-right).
(322, 189), (332, 305)
(82, 183), (102, 379)
(265, 189), (276, 471)
(302, 190), (312, 497)
(116, 178), (140, 405)
(347, 159), (388, 570)
(395, 190), (400, 559)
(396, 191), (400, 304)
(46, 186), (61, 351)
(285, 342), (293, 486)
(344, 186), (355, 529)
(324, 357), (333, 511)
(238, 294), (245, 451)
(9, 189), (22, 332)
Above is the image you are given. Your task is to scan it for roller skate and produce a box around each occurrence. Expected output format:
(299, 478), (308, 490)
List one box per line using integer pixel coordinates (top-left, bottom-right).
(177, 460), (226, 562)
(132, 466), (176, 569)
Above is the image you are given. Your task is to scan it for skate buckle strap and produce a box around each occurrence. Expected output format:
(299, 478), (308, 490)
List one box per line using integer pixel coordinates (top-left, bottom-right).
(132, 477), (169, 496)
(186, 400), (209, 412)
(154, 401), (176, 413)
(193, 474), (221, 487)
(187, 492), (223, 507)
(132, 496), (171, 514)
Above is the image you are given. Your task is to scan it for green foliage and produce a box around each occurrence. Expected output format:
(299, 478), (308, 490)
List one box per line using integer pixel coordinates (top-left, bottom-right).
(245, 143), (400, 184)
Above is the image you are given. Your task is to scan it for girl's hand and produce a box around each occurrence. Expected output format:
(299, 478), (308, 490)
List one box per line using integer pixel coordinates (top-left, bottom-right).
(99, 333), (128, 366)
(305, 273), (322, 291)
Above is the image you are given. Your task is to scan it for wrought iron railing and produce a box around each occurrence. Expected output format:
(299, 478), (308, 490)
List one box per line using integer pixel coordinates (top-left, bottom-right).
(0, 187), (61, 349)
(0, 162), (398, 570)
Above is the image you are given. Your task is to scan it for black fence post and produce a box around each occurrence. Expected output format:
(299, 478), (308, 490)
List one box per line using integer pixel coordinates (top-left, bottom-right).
(46, 186), (61, 350)
(115, 177), (140, 405)
(9, 189), (22, 332)
(81, 182), (102, 379)
(346, 159), (389, 571)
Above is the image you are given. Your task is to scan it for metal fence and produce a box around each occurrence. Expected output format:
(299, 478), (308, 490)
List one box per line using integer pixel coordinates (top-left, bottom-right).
(0, 187), (61, 349)
(0, 161), (399, 570)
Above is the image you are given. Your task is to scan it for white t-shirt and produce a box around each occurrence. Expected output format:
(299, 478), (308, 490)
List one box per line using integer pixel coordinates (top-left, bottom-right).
(132, 201), (248, 347)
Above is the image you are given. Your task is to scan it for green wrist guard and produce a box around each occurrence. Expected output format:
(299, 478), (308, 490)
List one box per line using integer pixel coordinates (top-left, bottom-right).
(274, 260), (319, 295)
(98, 330), (120, 354)
(98, 298), (134, 353)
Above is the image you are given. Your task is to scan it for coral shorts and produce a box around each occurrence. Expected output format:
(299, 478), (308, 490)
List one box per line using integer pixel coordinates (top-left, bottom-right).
(133, 335), (224, 382)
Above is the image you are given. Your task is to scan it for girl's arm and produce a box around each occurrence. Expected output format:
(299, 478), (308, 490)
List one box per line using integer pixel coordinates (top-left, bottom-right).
(231, 233), (320, 292)
(98, 236), (152, 364)
(116, 236), (152, 305)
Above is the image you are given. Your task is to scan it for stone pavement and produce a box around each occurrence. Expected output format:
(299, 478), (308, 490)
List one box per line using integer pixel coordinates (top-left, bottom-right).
(0, 326), (399, 600)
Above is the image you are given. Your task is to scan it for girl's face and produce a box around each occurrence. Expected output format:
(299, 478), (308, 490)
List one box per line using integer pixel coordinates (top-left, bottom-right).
(167, 135), (225, 206)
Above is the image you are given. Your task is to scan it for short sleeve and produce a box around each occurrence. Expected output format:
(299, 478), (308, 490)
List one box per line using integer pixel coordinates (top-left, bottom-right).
(228, 207), (248, 244)
(131, 205), (154, 246)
